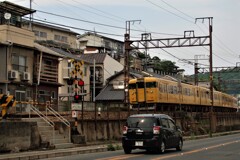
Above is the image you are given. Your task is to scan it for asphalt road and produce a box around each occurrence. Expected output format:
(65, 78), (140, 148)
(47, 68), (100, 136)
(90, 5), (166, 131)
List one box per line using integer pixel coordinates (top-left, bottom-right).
(43, 133), (240, 160)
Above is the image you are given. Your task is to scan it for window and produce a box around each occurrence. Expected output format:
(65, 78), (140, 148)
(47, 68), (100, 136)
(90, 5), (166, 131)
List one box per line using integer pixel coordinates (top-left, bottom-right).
(44, 59), (53, 66)
(54, 34), (68, 43)
(137, 82), (144, 88)
(12, 55), (27, 72)
(127, 117), (158, 128)
(34, 30), (47, 38)
(51, 91), (56, 99)
(161, 118), (169, 128)
(168, 85), (173, 94)
(146, 82), (157, 88)
(129, 83), (136, 89)
(173, 86), (178, 94)
(26, 90), (32, 99)
(168, 119), (176, 130)
(160, 84), (167, 93)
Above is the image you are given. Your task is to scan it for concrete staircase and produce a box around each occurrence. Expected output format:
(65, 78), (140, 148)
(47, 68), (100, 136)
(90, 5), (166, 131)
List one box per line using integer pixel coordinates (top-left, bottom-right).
(23, 117), (75, 149)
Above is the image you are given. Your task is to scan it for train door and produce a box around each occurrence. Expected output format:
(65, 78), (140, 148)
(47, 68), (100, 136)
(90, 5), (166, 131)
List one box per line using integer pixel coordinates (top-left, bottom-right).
(136, 80), (145, 103)
(145, 81), (157, 103)
(160, 83), (168, 103)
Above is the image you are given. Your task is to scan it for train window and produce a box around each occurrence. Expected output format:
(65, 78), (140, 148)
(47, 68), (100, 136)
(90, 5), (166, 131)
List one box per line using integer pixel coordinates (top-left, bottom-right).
(173, 86), (177, 94)
(129, 83), (136, 89)
(168, 85), (173, 94)
(137, 82), (144, 88)
(160, 84), (167, 93)
(146, 82), (157, 88)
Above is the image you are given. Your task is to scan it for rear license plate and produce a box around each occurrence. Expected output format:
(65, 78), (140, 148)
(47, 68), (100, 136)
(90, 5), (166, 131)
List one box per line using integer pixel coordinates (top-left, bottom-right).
(135, 141), (143, 146)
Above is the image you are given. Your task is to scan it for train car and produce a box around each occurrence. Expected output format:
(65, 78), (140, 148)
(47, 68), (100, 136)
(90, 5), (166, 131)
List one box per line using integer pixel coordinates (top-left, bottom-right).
(129, 77), (237, 111)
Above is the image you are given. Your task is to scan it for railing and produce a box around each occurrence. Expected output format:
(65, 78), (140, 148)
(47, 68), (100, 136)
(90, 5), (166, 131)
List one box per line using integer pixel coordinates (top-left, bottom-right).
(46, 101), (71, 143)
(27, 102), (55, 144)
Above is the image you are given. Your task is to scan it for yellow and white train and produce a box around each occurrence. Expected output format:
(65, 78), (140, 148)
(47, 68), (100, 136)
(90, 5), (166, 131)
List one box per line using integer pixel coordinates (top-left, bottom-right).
(129, 77), (238, 110)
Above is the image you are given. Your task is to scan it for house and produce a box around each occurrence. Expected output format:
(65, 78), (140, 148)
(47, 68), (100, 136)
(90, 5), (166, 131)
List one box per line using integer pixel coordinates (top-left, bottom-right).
(22, 20), (80, 51)
(77, 32), (124, 61)
(78, 53), (124, 101)
(0, 1), (66, 112)
(95, 70), (143, 109)
(0, 1), (36, 112)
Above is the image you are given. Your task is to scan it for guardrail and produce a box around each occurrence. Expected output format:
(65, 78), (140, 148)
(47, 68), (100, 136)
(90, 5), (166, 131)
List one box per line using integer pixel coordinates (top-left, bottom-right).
(28, 103), (55, 144)
(46, 101), (71, 143)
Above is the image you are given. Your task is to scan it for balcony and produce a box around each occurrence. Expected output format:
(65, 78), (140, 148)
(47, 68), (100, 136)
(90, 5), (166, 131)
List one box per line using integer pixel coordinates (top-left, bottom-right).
(34, 63), (58, 83)
(0, 25), (34, 47)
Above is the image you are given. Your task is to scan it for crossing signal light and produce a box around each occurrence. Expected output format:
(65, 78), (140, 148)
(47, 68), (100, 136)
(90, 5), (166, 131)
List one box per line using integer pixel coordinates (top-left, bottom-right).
(78, 79), (84, 86)
(67, 78), (74, 85)
(74, 94), (82, 103)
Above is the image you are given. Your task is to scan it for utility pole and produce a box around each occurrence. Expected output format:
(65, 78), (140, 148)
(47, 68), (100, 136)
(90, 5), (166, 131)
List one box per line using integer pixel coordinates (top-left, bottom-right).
(196, 17), (214, 137)
(142, 33), (151, 71)
(124, 20), (141, 115)
(29, 0), (33, 30)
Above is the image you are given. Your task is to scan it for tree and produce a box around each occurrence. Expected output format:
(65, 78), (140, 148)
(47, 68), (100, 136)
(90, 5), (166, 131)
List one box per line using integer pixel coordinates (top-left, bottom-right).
(154, 60), (177, 73)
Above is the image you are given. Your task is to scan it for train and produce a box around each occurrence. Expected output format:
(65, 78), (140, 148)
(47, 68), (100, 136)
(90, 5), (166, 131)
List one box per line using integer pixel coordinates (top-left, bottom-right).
(128, 77), (238, 111)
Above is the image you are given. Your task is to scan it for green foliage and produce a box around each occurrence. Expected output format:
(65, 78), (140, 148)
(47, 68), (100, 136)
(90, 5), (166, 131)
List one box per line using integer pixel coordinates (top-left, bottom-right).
(107, 144), (115, 151)
(154, 60), (177, 73)
(137, 52), (146, 59)
(107, 144), (122, 151)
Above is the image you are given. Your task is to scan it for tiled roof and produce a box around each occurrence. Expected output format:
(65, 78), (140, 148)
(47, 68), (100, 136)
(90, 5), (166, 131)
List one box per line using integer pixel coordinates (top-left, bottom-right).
(34, 43), (63, 57)
(49, 47), (92, 64)
(79, 32), (123, 43)
(78, 53), (106, 64)
(95, 85), (124, 101)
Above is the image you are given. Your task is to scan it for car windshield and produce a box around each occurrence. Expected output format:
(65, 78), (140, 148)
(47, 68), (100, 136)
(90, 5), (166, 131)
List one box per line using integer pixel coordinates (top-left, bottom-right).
(127, 117), (157, 128)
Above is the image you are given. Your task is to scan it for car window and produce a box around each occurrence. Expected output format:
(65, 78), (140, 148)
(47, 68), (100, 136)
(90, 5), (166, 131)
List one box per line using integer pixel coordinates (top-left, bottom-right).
(168, 119), (176, 130)
(127, 117), (158, 128)
(161, 118), (169, 128)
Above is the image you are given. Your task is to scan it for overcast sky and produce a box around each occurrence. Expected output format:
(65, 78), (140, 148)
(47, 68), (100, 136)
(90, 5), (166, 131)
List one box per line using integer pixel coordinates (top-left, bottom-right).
(4, 0), (240, 75)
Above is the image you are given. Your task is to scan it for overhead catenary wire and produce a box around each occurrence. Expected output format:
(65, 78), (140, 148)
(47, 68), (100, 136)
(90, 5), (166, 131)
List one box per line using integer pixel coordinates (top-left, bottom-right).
(35, 10), (182, 37)
(28, 1), (238, 73)
(153, 0), (239, 64)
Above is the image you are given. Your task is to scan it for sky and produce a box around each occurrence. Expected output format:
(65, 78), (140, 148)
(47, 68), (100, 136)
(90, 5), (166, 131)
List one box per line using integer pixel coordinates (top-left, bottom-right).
(4, 0), (240, 75)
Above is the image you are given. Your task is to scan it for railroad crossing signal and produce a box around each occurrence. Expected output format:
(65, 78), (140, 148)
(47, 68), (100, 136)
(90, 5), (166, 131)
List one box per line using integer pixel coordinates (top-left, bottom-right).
(71, 60), (84, 77)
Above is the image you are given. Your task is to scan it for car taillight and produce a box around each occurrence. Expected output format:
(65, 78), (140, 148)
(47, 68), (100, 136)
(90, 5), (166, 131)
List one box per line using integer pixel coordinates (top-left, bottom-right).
(153, 126), (160, 134)
(123, 126), (128, 134)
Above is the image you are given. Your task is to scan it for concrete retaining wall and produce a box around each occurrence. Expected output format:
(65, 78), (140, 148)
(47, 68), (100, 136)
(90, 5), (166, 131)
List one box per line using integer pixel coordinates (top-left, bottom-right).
(0, 121), (40, 152)
(1, 112), (240, 152)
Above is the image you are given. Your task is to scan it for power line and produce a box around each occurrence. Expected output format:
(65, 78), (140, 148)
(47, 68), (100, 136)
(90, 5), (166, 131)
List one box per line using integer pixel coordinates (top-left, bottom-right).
(28, 17), (124, 37)
(145, 0), (194, 23)
(160, 0), (195, 20)
(36, 10), (183, 37)
(150, 0), (239, 64)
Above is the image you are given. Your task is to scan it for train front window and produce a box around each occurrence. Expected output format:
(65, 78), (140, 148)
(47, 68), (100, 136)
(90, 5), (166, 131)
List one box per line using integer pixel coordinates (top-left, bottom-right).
(137, 82), (144, 88)
(146, 82), (157, 88)
(129, 83), (136, 89)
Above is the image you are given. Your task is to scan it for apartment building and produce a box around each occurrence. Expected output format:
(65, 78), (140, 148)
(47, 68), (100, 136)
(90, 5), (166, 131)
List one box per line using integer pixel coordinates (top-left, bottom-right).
(0, 1), (66, 112)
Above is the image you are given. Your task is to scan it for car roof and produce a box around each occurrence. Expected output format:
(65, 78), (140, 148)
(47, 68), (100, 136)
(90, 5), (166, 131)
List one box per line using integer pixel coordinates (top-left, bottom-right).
(128, 114), (172, 120)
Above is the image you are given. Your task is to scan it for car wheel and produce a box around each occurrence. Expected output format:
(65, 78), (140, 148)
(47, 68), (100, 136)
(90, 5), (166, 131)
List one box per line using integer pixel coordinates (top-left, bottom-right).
(159, 141), (165, 153)
(176, 139), (183, 151)
(123, 147), (132, 154)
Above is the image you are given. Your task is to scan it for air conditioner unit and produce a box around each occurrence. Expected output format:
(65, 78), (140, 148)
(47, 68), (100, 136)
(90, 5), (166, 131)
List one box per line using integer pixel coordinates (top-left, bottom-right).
(21, 72), (30, 81)
(8, 70), (19, 79)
